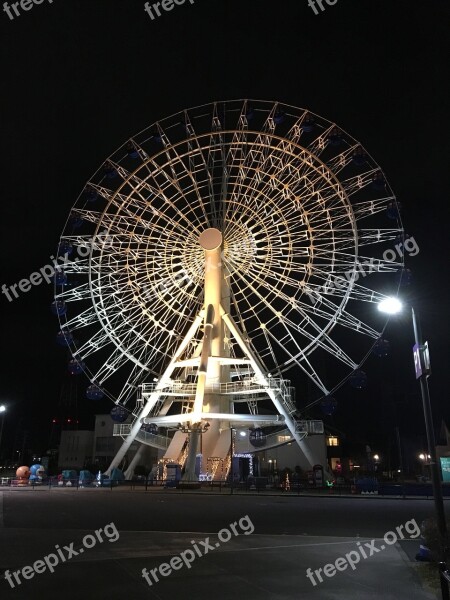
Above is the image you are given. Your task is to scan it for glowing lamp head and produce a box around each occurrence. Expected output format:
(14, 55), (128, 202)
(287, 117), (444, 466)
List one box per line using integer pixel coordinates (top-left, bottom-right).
(0, 405), (5, 413)
(378, 297), (403, 315)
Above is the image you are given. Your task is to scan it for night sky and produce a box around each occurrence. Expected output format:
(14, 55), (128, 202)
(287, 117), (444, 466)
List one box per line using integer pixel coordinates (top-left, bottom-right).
(0, 0), (449, 462)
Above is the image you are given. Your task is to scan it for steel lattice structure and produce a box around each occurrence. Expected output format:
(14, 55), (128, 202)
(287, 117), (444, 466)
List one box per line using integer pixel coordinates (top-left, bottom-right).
(56, 99), (404, 409)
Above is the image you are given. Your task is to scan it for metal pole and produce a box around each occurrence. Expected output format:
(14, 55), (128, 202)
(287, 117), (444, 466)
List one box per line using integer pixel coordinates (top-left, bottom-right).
(0, 413), (5, 461)
(412, 307), (449, 599)
(230, 427), (234, 495)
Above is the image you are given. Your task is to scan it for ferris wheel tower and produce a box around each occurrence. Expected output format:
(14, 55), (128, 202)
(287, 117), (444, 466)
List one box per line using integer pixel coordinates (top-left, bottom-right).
(55, 100), (404, 481)
(108, 226), (318, 481)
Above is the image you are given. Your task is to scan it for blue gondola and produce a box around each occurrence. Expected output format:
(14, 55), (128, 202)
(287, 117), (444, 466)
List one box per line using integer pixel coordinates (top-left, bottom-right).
(396, 268), (413, 286)
(329, 127), (343, 146)
(372, 338), (390, 358)
(273, 111), (286, 125)
(352, 147), (367, 166)
(53, 271), (67, 286)
(68, 359), (85, 375)
(110, 406), (128, 423)
(86, 384), (104, 400)
(85, 186), (98, 203)
(126, 142), (139, 159)
(51, 300), (66, 316)
(103, 161), (118, 179)
(249, 428), (266, 448)
(349, 369), (367, 389)
(56, 330), (73, 346)
(141, 423), (158, 435)
(320, 397), (337, 416)
(372, 172), (386, 192)
(301, 114), (315, 132)
(69, 213), (84, 229)
(151, 130), (162, 143)
(58, 240), (73, 257)
(245, 106), (255, 121)
(387, 201), (401, 220)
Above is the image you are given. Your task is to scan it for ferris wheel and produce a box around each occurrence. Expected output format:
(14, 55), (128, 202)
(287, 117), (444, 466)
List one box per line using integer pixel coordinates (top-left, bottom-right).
(54, 100), (404, 477)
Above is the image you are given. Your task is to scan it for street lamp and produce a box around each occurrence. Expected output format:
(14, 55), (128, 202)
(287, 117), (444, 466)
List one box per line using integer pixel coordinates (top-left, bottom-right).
(0, 406), (6, 462)
(230, 426), (235, 495)
(379, 297), (448, 595)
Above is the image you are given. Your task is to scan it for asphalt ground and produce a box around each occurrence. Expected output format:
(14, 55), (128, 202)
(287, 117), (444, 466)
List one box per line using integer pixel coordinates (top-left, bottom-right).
(0, 488), (444, 599)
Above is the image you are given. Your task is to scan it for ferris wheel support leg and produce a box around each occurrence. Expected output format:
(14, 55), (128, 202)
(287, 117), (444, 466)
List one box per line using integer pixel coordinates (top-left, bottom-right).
(105, 395), (162, 476)
(181, 425), (202, 483)
(124, 443), (147, 480)
(220, 307), (324, 472)
(105, 310), (206, 476)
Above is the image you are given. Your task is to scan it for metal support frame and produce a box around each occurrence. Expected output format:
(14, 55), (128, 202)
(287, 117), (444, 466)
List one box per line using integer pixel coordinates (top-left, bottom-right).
(412, 307), (449, 600)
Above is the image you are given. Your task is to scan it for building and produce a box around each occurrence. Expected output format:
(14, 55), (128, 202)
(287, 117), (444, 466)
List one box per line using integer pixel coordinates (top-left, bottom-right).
(58, 414), (161, 473)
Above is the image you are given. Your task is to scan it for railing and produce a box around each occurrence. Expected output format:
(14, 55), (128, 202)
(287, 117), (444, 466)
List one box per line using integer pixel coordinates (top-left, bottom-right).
(138, 377), (298, 420)
(295, 420), (324, 435)
(113, 424), (171, 449)
(140, 378), (293, 397)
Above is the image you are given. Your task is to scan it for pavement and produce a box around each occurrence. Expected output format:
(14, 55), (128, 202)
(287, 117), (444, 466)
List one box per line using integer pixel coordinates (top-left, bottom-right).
(0, 488), (442, 599)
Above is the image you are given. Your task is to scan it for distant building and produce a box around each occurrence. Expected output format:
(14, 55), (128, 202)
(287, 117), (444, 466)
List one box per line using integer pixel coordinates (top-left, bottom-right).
(58, 414), (160, 473)
(57, 430), (94, 470)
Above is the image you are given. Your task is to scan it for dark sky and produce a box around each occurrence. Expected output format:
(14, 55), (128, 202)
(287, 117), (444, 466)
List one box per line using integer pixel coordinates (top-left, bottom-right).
(0, 0), (449, 459)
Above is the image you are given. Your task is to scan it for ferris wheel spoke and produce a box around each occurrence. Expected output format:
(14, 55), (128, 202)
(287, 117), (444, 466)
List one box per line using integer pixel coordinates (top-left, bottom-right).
(264, 326), (330, 394)
(303, 277), (389, 304)
(280, 310), (357, 368)
(313, 251), (402, 273)
(311, 228), (401, 252)
(89, 345), (147, 385)
(231, 268), (358, 368)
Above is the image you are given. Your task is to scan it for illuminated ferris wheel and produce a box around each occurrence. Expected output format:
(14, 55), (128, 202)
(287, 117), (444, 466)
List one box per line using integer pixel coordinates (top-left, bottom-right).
(54, 100), (404, 476)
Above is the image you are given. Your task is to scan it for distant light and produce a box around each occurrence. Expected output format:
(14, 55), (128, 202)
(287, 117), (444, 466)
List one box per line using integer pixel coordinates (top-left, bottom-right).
(419, 453), (425, 460)
(373, 454), (380, 461)
(378, 297), (403, 315)
(397, 469), (401, 473)
(0, 405), (6, 413)
(239, 431), (246, 437)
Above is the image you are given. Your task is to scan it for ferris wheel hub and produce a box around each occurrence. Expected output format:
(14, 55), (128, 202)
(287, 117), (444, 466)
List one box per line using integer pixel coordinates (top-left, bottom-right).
(198, 228), (223, 251)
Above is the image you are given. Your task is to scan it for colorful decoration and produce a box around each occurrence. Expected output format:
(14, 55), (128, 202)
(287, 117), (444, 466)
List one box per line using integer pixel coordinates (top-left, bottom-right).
(16, 466), (31, 486)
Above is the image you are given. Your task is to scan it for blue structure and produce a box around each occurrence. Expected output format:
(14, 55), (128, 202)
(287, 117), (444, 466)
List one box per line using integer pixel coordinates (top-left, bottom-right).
(51, 300), (67, 316)
(349, 369), (367, 389)
(320, 397), (337, 416)
(86, 384), (104, 400)
(68, 359), (85, 375)
(372, 338), (390, 358)
(110, 405), (128, 423)
(249, 428), (266, 448)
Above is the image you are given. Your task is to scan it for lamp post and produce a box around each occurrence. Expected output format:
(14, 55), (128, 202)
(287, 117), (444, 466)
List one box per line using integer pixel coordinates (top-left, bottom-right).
(419, 453), (431, 478)
(0, 406), (6, 462)
(230, 427), (235, 495)
(379, 298), (449, 598)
